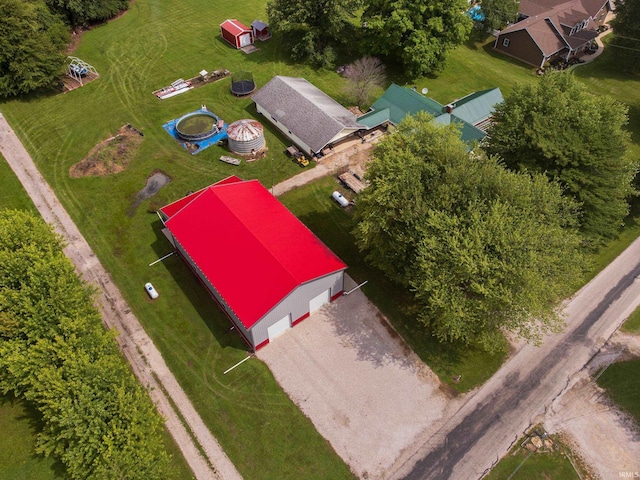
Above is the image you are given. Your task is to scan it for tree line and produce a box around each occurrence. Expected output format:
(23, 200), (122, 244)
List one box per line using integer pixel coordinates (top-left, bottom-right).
(0, 0), (128, 97)
(267, 0), (640, 78)
(0, 210), (170, 479)
(354, 72), (637, 353)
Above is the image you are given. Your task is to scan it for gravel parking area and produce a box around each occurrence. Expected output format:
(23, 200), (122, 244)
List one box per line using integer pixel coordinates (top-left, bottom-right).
(258, 276), (459, 479)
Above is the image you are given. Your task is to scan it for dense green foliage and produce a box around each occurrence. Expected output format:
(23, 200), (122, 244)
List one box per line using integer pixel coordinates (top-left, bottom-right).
(610, 0), (640, 73)
(478, 0), (520, 31)
(266, 0), (361, 67)
(0, 0), (129, 97)
(483, 72), (636, 244)
(0, 210), (170, 480)
(354, 113), (585, 351)
(45, 0), (129, 27)
(0, 0), (68, 97)
(362, 0), (472, 76)
(280, 176), (508, 392)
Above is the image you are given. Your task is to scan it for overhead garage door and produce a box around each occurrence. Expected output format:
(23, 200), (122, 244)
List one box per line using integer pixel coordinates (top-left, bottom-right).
(309, 289), (330, 314)
(268, 314), (291, 341)
(239, 33), (252, 47)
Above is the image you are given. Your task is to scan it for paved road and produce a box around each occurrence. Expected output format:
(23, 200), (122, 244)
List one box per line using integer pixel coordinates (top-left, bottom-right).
(0, 113), (242, 480)
(389, 235), (640, 479)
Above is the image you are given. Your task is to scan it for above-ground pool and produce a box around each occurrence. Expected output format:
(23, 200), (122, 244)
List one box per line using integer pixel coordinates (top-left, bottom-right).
(175, 110), (220, 141)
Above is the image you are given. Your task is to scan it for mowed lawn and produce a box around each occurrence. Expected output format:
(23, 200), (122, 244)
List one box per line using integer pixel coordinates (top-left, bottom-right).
(597, 359), (640, 423)
(1, 0), (640, 477)
(484, 437), (581, 480)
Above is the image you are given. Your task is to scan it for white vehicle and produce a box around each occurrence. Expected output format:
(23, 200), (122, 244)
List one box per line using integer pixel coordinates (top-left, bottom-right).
(145, 282), (159, 299)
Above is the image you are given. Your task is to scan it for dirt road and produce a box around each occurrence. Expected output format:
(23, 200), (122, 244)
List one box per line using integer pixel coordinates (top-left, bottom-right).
(390, 235), (640, 479)
(0, 113), (242, 480)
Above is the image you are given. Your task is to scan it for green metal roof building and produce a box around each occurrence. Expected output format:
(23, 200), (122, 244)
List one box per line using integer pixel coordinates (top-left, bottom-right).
(357, 84), (503, 147)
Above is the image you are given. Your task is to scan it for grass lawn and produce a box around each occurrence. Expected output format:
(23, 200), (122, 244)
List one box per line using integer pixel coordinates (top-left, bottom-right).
(596, 359), (640, 423)
(1, 2), (640, 477)
(0, 153), (36, 212)
(484, 434), (581, 480)
(409, 35), (539, 104)
(0, 396), (62, 480)
(622, 306), (640, 333)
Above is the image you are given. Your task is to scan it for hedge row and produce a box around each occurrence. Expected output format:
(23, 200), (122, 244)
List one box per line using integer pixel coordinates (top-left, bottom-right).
(0, 210), (170, 480)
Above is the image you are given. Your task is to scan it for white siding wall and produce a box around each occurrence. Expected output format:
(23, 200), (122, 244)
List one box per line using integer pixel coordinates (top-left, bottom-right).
(251, 271), (344, 347)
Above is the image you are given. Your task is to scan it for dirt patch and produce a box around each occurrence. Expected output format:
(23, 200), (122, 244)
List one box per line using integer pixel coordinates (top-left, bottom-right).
(69, 124), (144, 178)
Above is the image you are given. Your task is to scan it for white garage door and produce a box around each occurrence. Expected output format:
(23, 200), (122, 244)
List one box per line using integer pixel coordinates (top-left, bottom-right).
(267, 314), (291, 341)
(239, 33), (252, 47)
(309, 289), (330, 314)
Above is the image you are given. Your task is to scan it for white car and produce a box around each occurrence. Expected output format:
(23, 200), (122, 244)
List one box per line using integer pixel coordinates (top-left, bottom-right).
(145, 282), (159, 299)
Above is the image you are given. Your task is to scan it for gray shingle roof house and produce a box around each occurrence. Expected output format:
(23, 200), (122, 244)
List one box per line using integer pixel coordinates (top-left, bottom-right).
(252, 76), (367, 156)
(494, 0), (611, 68)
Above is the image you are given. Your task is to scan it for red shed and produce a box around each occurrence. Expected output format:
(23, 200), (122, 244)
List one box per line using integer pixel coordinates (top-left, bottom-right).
(220, 19), (254, 49)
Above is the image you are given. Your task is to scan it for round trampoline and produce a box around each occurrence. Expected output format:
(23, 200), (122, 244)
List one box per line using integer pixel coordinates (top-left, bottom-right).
(175, 110), (219, 141)
(230, 71), (256, 96)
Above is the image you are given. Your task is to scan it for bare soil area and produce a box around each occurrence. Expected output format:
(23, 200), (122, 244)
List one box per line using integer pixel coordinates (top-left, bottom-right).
(69, 124), (144, 177)
(545, 331), (640, 479)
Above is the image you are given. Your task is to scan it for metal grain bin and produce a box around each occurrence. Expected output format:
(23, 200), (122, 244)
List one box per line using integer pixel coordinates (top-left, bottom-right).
(227, 119), (265, 154)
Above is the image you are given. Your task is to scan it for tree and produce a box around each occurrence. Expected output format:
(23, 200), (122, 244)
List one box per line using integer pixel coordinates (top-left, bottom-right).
(478, 0), (519, 32)
(483, 72), (636, 244)
(354, 113), (585, 352)
(610, 0), (640, 73)
(266, 0), (361, 67)
(0, 210), (170, 479)
(45, 0), (129, 27)
(343, 56), (386, 108)
(0, 0), (68, 97)
(362, 0), (472, 77)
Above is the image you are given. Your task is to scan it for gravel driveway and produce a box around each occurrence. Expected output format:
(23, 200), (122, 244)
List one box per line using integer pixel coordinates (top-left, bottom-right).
(258, 275), (460, 479)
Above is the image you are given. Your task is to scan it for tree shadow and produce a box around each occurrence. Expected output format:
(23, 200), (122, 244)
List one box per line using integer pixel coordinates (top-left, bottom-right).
(0, 394), (67, 478)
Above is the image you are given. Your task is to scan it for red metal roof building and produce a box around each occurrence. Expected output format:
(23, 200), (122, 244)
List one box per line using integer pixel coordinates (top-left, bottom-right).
(160, 177), (347, 350)
(220, 19), (254, 49)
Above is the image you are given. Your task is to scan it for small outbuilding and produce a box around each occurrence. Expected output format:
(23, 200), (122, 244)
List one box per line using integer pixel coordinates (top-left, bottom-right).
(220, 19), (254, 49)
(159, 176), (347, 351)
(251, 20), (271, 41)
(227, 119), (265, 154)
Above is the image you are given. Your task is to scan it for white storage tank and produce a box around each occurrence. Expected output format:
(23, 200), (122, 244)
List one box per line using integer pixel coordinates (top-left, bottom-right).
(227, 119), (265, 154)
(332, 191), (349, 207)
